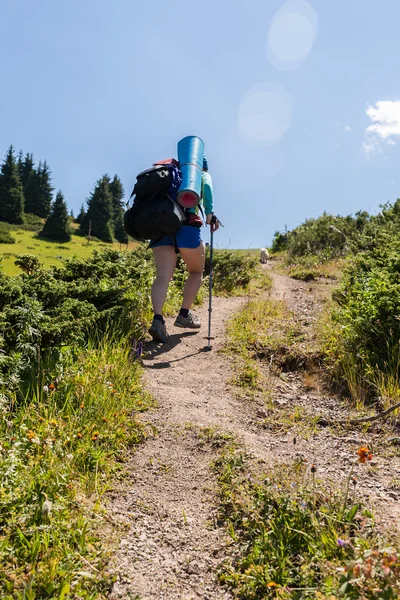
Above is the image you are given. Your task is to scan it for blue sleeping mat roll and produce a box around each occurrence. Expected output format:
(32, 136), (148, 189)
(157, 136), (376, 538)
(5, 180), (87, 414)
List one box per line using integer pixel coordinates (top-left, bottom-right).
(177, 136), (205, 208)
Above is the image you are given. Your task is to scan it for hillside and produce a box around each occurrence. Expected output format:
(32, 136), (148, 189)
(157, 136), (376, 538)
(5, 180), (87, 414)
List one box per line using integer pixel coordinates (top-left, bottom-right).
(0, 226), (137, 275)
(1, 208), (400, 597)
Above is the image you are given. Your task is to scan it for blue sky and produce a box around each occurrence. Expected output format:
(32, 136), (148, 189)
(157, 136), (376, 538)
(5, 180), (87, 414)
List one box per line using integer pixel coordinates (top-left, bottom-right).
(1, 0), (400, 248)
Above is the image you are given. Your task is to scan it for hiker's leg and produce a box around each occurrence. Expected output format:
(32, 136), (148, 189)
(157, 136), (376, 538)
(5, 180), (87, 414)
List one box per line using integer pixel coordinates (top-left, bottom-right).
(179, 242), (205, 309)
(151, 246), (177, 315)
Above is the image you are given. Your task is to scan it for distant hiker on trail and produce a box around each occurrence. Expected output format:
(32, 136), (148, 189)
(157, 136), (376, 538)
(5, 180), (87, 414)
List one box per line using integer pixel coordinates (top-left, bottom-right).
(148, 156), (221, 343)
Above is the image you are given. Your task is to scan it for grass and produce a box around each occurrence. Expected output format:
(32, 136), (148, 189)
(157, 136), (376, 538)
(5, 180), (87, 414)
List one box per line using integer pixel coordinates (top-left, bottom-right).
(213, 446), (400, 599)
(225, 298), (302, 395)
(278, 254), (346, 282)
(0, 229), (137, 276)
(0, 335), (152, 598)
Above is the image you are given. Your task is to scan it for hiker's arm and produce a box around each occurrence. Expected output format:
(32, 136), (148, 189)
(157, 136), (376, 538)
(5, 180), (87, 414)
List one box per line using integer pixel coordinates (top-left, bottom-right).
(202, 171), (213, 216)
(202, 171), (221, 232)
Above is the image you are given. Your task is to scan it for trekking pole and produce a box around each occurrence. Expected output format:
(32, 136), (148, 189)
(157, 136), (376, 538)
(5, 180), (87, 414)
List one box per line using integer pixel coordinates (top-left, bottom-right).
(205, 217), (216, 351)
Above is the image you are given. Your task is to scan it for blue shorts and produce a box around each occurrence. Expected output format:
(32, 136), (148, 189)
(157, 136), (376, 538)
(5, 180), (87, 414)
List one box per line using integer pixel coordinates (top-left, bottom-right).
(149, 225), (202, 250)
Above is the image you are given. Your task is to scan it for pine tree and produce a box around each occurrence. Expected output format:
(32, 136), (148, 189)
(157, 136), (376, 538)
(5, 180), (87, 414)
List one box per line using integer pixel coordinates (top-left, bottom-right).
(0, 145), (24, 224)
(40, 191), (71, 242)
(17, 150), (23, 181)
(80, 176), (114, 242)
(114, 210), (128, 244)
(109, 175), (127, 243)
(74, 204), (86, 224)
(24, 165), (41, 215)
(37, 161), (53, 218)
(20, 153), (35, 190)
(24, 160), (53, 218)
(109, 175), (125, 221)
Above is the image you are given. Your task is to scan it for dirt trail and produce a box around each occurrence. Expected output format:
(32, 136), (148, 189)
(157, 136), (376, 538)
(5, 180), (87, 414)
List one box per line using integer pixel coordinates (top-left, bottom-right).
(108, 265), (400, 599)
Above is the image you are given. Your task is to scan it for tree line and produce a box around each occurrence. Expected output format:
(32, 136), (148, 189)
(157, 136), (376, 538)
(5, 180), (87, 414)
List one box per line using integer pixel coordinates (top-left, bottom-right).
(0, 145), (128, 244)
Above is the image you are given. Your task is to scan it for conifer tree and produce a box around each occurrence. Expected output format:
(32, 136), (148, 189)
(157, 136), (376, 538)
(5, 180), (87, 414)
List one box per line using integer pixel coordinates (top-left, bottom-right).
(17, 150), (23, 180)
(0, 145), (24, 224)
(75, 203), (86, 224)
(24, 160), (53, 218)
(80, 176), (114, 242)
(20, 153), (35, 190)
(114, 210), (128, 244)
(37, 161), (53, 218)
(109, 175), (127, 243)
(24, 166), (41, 215)
(40, 191), (71, 242)
(109, 175), (125, 220)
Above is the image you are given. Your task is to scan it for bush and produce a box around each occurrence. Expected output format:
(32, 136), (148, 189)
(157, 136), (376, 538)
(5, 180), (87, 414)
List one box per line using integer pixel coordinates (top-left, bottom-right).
(325, 230), (400, 400)
(0, 246), (260, 398)
(0, 222), (15, 244)
(205, 250), (259, 294)
(273, 211), (371, 260)
(9, 213), (44, 232)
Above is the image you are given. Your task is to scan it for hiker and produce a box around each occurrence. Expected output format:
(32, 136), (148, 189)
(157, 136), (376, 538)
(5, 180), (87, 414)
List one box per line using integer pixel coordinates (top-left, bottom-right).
(148, 156), (221, 343)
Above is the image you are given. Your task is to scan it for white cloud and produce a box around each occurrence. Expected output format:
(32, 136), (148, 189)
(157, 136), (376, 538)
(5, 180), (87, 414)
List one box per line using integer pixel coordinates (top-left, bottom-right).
(344, 124), (351, 132)
(363, 100), (400, 155)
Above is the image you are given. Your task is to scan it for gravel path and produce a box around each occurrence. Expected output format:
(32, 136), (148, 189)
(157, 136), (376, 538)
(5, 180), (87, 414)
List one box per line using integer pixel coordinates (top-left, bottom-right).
(108, 265), (400, 599)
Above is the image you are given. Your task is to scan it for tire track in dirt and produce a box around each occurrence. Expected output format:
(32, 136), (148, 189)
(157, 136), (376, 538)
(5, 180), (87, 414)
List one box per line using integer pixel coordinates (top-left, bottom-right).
(108, 265), (400, 599)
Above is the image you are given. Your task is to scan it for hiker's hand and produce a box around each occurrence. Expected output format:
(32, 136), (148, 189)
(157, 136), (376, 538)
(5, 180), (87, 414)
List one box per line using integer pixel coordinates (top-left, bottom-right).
(206, 213), (221, 232)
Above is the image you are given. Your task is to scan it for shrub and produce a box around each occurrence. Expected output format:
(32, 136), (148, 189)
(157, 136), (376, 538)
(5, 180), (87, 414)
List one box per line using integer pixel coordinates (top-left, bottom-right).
(0, 222), (15, 244)
(9, 213), (44, 232)
(205, 250), (259, 294)
(325, 231), (400, 400)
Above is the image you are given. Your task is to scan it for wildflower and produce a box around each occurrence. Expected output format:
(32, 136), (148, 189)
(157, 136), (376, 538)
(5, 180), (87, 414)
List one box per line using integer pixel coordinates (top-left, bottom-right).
(337, 538), (347, 547)
(50, 419), (57, 426)
(382, 563), (391, 577)
(49, 383), (55, 391)
(311, 464), (317, 473)
(352, 476), (357, 486)
(27, 430), (36, 440)
(363, 558), (373, 579)
(357, 447), (373, 463)
(43, 385), (49, 394)
(77, 432), (82, 438)
(102, 417), (108, 422)
(80, 403), (84, 410)
(267, 582), (279, 588)
(92, 432), (99, 441)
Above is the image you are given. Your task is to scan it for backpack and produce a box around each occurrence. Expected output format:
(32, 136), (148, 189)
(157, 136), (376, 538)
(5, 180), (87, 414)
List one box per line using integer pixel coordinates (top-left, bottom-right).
(124, 163), (185, 242)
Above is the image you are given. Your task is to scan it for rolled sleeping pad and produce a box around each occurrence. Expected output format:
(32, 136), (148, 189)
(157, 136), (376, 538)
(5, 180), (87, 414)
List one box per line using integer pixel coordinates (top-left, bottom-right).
(177, 136), (204, 208)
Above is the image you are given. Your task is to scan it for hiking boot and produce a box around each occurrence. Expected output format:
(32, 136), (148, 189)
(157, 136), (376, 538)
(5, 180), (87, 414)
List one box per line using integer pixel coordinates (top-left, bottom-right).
(148, 319), (169, 343)
(174, 311), (201, 329)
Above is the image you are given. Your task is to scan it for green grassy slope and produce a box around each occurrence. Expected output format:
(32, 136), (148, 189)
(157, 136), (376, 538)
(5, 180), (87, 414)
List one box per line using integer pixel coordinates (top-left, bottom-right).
(0, 228), (137, 275)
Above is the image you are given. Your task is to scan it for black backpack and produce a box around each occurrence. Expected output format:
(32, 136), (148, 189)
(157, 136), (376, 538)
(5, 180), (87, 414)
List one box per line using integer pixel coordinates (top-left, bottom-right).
(124, 193), (186, 242)
(124, 164), (185, 242)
